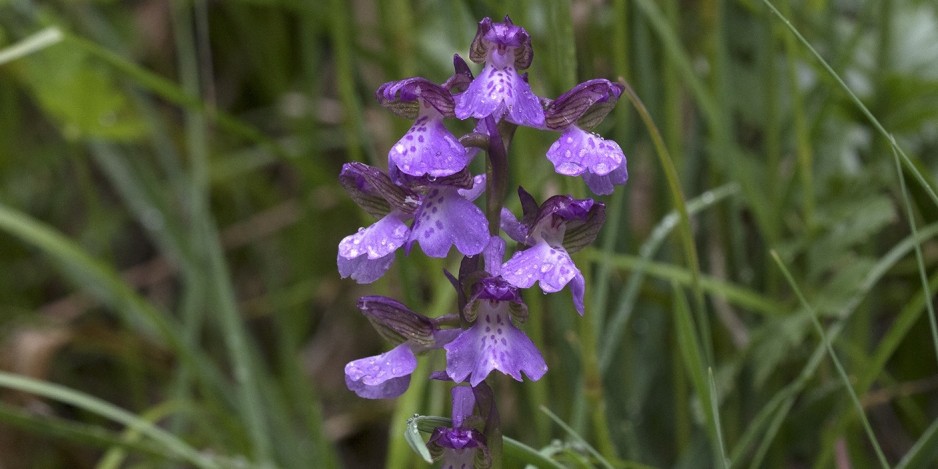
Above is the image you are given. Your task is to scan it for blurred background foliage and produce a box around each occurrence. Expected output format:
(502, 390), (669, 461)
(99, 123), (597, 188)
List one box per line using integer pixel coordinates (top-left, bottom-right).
(0, 0), (937, 467)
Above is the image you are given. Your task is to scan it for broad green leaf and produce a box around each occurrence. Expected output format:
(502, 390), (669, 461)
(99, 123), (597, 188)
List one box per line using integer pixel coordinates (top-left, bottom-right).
(14, 39), (146, 140)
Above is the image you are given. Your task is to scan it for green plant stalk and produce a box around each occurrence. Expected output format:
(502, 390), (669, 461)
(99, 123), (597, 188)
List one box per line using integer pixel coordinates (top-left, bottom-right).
(327, 0), (371, 164)
(524, 287), (551, 443)
(672, 282), (722, 466)
(590, 0), (630, 331)
(896, 416), (938, 469)
(0, 26), (63, 65)
(770, 251), (889, 468)
(709, 368), (731, 469)
(386, 282), (457, 468)
(599, 183), (741, 372)
(173, 1), (273, 463)
(541, 406), (615, 469)
(578, 290), (619, 461)
(891, 144), (938, 370)
(780, 0), (815, 229)
(619, 81), (711, 364)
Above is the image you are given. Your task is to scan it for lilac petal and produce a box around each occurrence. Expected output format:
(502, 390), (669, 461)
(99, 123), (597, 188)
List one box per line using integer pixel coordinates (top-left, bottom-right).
(501, 241), (579, 293)
(389, 115), (472, 177)
(450, 386), (476, 428)
(506, 70), (546, 128)
(337, 213), (410, 283)
(444, 301), (547, 386)
(547, 126), (625, 178)
(337, 252), (395, 284)
(455, 64), (545, 127)
(570, 271), (586, 316)
(408, 188), (487, 257)
(583, 162), (629, 196)
(500, 208), (527, 244)
(344, 344), (417, 399)
(482, 236), (505, 275)
(456, 174), (486, 201)
(338, 212), (410, 261)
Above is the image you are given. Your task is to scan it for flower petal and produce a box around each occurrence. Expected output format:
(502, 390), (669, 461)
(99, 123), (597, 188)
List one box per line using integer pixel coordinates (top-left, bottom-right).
(570, 271), (586, 316)
(408, 188), (488, 258)
(389, 115), (473, 177)
(583, 162), (628, 196)
(444, 301), (546, 387)
(337, 251), (395, 284)
(338, 212), (410, 261)
(344, 344), (417, 399)
(337, 213), (410, 283)
(500, 207), (527, 244)
(546, 126), (625, 178)
(501, 241), (578, 293)
(482, 236), (505, 275)
(455, 64), (544, 127)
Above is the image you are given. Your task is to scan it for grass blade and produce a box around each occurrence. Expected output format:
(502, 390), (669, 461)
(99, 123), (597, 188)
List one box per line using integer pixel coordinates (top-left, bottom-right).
(0, 372), (219, 469)
(0, 27), (63, 66)
(770, 251), (890, 468)
(762, 0), (938, 209)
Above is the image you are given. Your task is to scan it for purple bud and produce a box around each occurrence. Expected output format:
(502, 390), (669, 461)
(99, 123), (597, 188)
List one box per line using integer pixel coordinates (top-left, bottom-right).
(358, 296), (436, 347)
(339, 163), (419, 216)
(377, 77), (455, 119)
(545, 79), (624, 131)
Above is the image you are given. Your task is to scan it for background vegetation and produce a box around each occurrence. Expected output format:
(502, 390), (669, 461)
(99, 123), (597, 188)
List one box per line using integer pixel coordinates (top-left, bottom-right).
(1, 0), (937, 467)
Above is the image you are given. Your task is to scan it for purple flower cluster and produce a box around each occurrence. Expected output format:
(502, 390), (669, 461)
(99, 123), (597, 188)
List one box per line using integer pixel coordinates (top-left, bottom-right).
(337, 16), (626, 466)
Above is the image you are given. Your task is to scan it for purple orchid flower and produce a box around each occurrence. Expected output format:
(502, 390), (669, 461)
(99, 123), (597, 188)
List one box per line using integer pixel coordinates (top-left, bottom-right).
(345, 296), (459, 399)
(544, 79), (628, 195)
(455, 16), (545, 127)
(500, 188), (606, 315)
(378, 65), (475, 178)
(337, 163), (489, 283)
(445, 237), (547, 386)
(427, 386), (492, 468)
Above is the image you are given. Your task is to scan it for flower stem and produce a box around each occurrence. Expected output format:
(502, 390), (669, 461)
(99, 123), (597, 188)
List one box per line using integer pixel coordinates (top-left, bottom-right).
(482, 116), (515, 236)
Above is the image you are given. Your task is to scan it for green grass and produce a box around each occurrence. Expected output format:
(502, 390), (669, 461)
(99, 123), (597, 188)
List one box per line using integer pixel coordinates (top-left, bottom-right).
(1, 0), (937, 467)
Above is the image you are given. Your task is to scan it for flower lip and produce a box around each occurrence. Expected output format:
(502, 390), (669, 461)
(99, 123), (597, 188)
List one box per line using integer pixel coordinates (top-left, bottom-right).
(468, 16), (533, 69)
(545, 79), (625, 130)
(376, 77), (455, 119)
